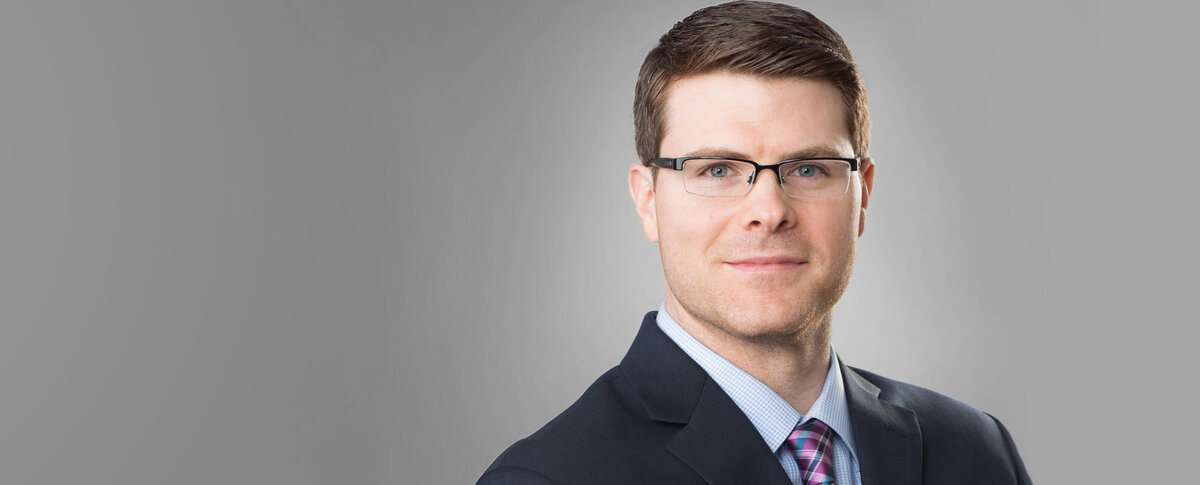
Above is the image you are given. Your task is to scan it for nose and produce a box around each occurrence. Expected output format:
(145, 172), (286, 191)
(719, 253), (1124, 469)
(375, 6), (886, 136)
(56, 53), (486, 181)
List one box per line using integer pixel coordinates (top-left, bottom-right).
(739, 168), (797, 233)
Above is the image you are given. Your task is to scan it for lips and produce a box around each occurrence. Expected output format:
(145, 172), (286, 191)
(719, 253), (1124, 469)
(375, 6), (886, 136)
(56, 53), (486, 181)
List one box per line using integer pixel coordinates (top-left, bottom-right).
(724, 256), (807, 273)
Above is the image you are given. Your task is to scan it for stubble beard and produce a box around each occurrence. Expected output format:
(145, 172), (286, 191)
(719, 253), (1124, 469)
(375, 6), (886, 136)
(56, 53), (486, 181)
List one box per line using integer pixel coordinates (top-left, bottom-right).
(660, 244), (856, 347)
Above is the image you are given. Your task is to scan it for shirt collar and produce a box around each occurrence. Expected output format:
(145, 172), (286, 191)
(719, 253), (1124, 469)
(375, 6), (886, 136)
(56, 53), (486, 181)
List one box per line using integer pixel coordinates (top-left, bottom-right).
(656, 304), (858, 458)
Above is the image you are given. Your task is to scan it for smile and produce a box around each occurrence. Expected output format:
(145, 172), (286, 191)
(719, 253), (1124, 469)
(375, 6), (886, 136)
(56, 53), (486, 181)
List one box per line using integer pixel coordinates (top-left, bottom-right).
(724, 256), (807, 273)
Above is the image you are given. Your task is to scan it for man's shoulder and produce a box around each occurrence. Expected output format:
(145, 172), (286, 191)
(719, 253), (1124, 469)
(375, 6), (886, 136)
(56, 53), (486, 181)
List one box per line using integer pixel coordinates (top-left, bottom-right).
(478, 366), (693, 484)
(500, 366), (645, 448)
(848, 365), (1009, 433)
(847, 365), (1029, 482)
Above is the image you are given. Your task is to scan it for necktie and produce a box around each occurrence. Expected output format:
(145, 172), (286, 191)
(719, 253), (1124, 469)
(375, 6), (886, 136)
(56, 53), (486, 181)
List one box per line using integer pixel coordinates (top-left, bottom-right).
(784, 418), (836, 485)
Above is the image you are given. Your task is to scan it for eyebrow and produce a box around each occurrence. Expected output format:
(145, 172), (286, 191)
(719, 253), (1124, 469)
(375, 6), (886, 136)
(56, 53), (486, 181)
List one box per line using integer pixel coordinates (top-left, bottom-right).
(681, 145), (851, 160)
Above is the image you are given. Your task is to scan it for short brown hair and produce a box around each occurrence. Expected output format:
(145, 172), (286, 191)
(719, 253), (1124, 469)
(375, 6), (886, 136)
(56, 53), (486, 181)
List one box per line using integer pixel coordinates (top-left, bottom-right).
(634, 1), (870, 165)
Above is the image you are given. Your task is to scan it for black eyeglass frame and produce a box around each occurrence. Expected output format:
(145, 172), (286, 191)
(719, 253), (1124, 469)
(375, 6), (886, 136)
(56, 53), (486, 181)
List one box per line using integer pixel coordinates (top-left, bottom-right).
(649, 156), (861, 196)
(650, 156), (860, 174)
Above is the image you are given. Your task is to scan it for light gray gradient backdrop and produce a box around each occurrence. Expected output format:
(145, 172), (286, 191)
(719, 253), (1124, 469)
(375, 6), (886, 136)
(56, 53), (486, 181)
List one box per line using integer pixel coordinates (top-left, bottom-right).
(2, 1), (1196, 484)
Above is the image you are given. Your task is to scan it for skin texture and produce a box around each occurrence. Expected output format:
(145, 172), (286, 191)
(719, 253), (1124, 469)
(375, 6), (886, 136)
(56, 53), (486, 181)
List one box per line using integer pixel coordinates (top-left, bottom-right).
(628, 72), (875, 413)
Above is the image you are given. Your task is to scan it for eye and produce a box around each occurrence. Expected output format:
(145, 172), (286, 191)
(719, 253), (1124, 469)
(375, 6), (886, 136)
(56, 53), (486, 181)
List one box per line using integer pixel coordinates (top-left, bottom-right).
(692, 161), (741, 179)
(687, 159), (749, 184)
(790, 163), (824, 178)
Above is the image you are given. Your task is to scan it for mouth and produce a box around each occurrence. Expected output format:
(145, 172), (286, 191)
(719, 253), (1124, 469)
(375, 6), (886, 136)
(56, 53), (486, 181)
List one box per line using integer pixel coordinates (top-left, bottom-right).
(724, 256), (807, 273)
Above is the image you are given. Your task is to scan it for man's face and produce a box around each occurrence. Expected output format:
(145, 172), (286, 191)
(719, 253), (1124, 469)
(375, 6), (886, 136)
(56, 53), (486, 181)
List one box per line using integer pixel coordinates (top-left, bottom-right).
(629, 72), (874, 342)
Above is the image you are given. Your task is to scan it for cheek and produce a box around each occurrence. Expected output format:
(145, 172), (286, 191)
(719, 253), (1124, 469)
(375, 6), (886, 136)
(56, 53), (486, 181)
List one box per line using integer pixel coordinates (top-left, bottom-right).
(657, 199), (727, 256)
(799, 200), (861, 250)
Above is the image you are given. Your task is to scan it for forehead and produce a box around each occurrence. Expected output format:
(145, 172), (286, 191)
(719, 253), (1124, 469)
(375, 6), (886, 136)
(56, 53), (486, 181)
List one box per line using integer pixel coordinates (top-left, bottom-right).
(660, 72), (852, 158)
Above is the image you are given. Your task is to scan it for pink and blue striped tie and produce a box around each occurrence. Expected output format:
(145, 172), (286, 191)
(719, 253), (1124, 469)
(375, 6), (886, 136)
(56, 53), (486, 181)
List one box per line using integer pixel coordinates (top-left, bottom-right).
(783, 418), (836, 485)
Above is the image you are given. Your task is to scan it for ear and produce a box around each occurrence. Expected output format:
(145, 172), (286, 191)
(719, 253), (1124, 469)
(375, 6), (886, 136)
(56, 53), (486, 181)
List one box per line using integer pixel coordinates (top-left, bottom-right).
(858, 157), (874, 237)
(629, 163), (659, 243)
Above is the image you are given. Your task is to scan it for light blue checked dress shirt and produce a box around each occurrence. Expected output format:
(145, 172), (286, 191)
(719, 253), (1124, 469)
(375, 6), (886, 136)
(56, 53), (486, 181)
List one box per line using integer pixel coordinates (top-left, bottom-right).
(657, 305), (862, 485)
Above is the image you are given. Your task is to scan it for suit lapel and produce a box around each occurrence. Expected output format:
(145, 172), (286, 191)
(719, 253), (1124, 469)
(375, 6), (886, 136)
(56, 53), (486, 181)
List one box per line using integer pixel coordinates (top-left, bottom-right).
(842, 362), (924, 485)
(666, 378), (792, 485)
(621, 312), (790, 485)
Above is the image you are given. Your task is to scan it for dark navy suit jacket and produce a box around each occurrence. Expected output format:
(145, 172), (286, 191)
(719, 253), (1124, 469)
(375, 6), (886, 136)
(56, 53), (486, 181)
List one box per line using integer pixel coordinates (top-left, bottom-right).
(479, 312), (1032, 484)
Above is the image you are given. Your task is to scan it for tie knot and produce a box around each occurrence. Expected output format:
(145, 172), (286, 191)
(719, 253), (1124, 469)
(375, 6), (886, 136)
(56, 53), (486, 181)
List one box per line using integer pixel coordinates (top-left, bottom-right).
(797, 418), (830, 436)
(784, 418), (836, 485)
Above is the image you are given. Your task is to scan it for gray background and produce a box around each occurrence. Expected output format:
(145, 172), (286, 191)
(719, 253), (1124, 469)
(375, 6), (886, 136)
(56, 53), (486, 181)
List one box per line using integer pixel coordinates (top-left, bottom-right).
(1, 0), (1196, 483)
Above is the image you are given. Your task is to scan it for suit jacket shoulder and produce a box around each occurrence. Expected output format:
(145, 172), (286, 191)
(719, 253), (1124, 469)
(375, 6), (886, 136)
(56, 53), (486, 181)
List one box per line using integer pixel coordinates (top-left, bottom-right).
(843, 365), (1032, 484)
(479, 365), (711, 484)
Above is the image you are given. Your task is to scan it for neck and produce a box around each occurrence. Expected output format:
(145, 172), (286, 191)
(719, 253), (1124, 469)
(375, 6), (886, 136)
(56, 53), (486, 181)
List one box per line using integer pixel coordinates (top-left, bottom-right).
(664, 298), (832, 415)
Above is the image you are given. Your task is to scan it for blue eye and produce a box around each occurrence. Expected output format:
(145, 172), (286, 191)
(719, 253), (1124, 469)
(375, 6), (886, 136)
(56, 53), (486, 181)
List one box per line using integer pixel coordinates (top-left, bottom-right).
(707, 165), (730, 178)
(794, 164), (820, 177)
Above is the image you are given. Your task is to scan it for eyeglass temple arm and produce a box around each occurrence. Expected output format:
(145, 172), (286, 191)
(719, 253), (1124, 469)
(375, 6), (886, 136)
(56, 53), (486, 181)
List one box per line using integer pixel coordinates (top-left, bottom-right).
(649, 158), (684, 170)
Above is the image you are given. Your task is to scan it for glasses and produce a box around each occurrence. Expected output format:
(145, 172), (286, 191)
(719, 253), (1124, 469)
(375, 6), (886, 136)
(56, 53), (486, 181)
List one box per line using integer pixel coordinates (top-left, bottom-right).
(650, 156), (860, 198)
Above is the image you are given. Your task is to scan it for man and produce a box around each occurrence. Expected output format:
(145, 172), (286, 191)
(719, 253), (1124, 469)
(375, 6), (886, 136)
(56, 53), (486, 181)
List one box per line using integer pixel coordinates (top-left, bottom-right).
(480, 1), (1031, 483)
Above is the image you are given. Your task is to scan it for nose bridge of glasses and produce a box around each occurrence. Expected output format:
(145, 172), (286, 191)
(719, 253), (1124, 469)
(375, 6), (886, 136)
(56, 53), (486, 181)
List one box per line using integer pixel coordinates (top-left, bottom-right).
(749, 163), (785, 187)
(745, 163), (789, 198)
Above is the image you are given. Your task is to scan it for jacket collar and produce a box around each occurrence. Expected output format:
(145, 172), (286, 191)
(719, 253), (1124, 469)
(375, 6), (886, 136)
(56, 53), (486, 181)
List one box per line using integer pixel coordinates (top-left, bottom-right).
(619, 311), (706, 423)
(841, 361), (924, 485)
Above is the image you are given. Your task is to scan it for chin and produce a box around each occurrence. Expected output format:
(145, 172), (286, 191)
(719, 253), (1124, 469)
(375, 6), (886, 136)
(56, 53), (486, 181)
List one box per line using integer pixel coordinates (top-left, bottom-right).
(718, 302), (820, 341)
(664, 266), (842, 343)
